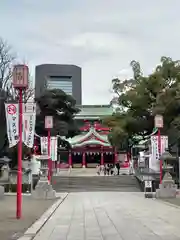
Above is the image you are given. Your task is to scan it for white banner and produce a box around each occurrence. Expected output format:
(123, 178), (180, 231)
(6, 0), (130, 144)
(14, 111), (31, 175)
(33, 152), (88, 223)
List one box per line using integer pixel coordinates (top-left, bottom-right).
(150, 136), (168, 171)
(40, 137), (48, 155)
(23, 103), (36, 148)
(50, 137), (57, 161)
(40, 136), (57, 161)
(5, 103), (19, 148)
(5, 102), (36, 148)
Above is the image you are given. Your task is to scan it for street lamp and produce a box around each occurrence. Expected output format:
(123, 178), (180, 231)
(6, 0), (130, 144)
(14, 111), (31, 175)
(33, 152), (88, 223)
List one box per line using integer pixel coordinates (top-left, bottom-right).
(12, 64), (29, 219)
(45, 116), (53, 182)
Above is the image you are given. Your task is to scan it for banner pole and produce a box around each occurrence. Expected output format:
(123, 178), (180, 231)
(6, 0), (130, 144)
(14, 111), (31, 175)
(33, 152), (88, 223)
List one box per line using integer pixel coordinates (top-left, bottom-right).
(16, 88), (23, 219)
(158, 128), (162, 183)
(48, 129), (51, 182)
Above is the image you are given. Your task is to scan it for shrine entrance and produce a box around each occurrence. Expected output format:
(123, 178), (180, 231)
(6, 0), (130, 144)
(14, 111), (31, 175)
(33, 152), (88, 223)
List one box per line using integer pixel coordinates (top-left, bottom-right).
(69, 144), (117, 168)
(72, 152), (83, 168)
(85, 152), (115, 167)
(86, 152), (101, 167)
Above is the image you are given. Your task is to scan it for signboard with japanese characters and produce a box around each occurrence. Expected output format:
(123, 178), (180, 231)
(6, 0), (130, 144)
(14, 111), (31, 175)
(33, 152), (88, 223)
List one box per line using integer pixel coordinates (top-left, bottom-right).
(5, 102), (36, 148)
(12, 64), (29, 88)
(5, 103), (19, 147)
(150, 135), (168, 171)
(154, 115), (163, 128)
(23, 102), (36, 148)
(40, 136), (57, 161)
(45, 116), (53, 129)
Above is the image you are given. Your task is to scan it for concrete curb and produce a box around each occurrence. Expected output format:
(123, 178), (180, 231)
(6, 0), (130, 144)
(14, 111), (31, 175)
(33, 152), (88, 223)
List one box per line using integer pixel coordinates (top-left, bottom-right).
(17, 193), (68, 240)
(158, 199), (180, 210)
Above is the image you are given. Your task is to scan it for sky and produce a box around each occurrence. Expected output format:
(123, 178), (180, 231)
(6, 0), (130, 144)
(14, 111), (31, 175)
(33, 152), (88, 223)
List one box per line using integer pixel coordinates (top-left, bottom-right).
(0, 0), (180, 104)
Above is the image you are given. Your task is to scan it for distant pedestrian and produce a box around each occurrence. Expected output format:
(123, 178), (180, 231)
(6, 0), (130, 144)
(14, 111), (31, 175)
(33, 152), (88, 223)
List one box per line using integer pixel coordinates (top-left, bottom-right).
(104, 164), (108, 175)
(116, 162), (120, 175)
(106, 164), (110, 175)
(129, 160), (134, 175)
(113, 165), (117, 175)
(100, 165), (104, 175)
(110, 164), (114, 175)
(96, 164), (100, 175)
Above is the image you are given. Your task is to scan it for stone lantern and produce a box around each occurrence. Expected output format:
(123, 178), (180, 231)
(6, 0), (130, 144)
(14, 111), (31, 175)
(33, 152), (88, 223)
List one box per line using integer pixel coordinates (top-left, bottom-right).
(0, 156), (11, 199)
(0, 156), (11, 181)
(31, 155), (56, 200)
(160, 150), (176, 176)
(156, 150), (177, 198)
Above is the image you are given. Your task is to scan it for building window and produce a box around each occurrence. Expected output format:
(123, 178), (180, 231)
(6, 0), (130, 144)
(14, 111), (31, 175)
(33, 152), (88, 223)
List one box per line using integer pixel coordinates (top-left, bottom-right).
(47, 76), (72, 95)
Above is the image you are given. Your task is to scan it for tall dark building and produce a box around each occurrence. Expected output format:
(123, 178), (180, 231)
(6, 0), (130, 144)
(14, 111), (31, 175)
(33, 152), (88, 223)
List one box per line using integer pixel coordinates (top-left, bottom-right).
(35, 64), (82, 104)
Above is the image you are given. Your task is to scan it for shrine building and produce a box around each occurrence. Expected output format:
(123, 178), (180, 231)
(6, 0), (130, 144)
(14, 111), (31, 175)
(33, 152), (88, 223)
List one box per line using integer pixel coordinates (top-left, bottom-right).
(59, 105), (130, 169)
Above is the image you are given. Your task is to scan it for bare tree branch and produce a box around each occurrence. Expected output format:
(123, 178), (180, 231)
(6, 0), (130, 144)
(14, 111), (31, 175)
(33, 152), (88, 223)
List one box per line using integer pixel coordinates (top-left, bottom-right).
(0, 37), (16, 90)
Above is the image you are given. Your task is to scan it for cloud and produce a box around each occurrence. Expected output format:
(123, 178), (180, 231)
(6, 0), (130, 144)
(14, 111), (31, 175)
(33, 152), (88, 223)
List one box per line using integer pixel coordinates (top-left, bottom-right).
(0, 0), (180, 104)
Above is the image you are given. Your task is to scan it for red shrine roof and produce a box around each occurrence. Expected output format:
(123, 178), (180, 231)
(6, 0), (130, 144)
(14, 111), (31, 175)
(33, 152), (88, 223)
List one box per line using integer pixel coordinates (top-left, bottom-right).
(67, 127), (111, 148)
(66, 105), (113, 148)
(80, 121), (110, 132)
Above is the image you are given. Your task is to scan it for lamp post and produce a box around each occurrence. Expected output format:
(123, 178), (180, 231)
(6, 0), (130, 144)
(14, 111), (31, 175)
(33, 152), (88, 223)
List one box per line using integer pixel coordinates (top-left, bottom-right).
(12, 64), (29, 219)
(154, 114), (163, 183)
(45, 116), (53, 182)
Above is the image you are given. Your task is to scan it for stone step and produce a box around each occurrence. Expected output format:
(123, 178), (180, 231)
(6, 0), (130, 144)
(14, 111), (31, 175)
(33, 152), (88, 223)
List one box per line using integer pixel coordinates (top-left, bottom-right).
(55, 188), (140, 192)
(52, 175), (141, 192)
(52, 177), (137, 184)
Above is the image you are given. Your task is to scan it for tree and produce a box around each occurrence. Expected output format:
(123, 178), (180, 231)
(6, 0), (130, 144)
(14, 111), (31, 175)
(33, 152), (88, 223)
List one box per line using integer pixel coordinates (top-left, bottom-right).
(0, 37), (34, 157)
(35, 89), (80, 148)
(104, 57), (180, 150)
(0, 37), (15, 89)
(0, 37), (16, 151)
(0, 37), (34, 100)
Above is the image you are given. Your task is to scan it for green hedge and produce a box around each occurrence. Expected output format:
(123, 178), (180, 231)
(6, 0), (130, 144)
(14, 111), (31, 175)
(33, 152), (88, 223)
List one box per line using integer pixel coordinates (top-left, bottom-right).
(3, 184), (31, 193)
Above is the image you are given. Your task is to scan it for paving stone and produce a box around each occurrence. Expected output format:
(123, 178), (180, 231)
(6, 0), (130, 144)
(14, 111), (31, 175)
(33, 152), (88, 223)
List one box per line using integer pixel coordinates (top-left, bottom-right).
(32, 192), (180, 240)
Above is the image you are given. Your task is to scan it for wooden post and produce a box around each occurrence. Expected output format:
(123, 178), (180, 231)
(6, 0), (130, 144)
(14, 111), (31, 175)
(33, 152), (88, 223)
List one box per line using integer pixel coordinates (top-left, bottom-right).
(101, 147), (104, 166)
(68, 151), (72, 168)
(82, 152), (86, 168)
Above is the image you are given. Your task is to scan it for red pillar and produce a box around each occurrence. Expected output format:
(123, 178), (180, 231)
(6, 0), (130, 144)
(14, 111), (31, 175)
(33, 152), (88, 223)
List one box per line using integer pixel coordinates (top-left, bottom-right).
(47, 129), (51, 182)
(158, 128), (162, 183)
(127, 152), (130, 161)
(126, 152), (130, 167)
(68, 151), (72, 168)
(82, 152), (86, 167)
(101, 148), (104, 166)
(114, 149), (118, 164)
(34, 137), (38, 155)
(17, 88), (23, 219)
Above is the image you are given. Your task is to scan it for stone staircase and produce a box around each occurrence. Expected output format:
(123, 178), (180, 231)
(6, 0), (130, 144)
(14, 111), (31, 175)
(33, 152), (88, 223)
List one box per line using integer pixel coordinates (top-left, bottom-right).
(52, 175), (141, 192)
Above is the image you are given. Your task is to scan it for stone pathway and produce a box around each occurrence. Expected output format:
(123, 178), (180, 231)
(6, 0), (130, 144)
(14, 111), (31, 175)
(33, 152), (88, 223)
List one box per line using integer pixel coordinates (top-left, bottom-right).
(57, 168), (98, 176)
(33, 192), (180, 240)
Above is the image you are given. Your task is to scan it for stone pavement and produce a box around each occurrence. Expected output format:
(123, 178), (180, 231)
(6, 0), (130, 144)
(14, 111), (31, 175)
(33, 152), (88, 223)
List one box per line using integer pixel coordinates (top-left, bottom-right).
(57, 168), (129, 177)
(57, 168), (98, 176)
(33, 192), (180, 240)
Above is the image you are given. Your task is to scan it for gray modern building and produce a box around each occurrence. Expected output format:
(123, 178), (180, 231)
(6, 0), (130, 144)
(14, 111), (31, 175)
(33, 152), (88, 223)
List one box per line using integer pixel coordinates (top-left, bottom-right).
(35, 64), (82, 104)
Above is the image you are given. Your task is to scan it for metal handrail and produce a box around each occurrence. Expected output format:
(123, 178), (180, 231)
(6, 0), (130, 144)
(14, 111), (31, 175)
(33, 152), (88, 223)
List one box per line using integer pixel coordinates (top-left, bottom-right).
(135, 167), (160, 176)
(134, 167), (160, 183)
